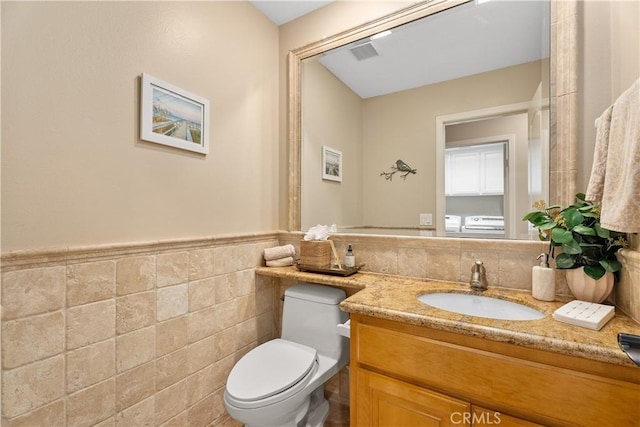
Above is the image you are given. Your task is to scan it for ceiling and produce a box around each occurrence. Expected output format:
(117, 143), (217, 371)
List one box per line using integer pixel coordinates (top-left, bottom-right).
(249, 0), (334, 26)
(252, 0), (549, 99)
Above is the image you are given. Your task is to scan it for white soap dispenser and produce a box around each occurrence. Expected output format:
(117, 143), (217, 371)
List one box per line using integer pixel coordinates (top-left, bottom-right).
(532, 253), (555, 301)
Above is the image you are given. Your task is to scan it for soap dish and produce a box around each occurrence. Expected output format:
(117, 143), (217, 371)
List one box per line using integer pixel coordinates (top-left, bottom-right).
(295, 262), (363, 277)
(552, 300), (615, 331)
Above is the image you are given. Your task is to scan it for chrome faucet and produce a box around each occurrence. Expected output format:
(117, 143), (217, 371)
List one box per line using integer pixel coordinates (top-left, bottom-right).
(470, 260), (488, 291)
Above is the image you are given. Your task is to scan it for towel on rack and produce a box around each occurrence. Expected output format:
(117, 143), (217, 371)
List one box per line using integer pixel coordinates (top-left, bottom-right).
(585, 78), (640, 233)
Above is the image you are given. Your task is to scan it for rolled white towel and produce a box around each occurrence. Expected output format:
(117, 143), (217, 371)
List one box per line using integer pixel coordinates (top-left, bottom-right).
(266, 256), (294, 267)
(264, 244), (295, 261)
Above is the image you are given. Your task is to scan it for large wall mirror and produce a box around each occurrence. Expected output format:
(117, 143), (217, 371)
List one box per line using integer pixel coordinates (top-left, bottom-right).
(288, 0), (577, 240)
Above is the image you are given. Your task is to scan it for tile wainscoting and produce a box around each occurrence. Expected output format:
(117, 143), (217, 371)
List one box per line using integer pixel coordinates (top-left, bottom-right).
(1, 233), (280, 426)
(2, 231), (637, 426)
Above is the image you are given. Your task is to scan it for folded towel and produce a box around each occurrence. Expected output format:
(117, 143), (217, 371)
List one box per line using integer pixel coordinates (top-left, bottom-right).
(586, 77), (640, 233)
(264, 244), (295, 261)
(266, 256), (294, 267)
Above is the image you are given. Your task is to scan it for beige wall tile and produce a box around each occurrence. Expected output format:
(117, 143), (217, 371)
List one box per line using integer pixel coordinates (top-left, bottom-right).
(2, 311), (64, 369)
(116, 291), (156, 335)
(213, 300), (239, 332)
(213, 273), (235, 304)
(2, 267), (65, 320)
(188, 307), (217, 344)
(116, 362), (156, 412)
(398, 247), (429, 278)
(187, 364), (216, 405)
(212, 354), (236, 392)
(116, 256), (156, 296)
(426, 249), (462, 282)
(235, 319), (258, 354)
(214, 327), (238, 363)
(155, 379), (188, 426)
(66, 261), (115, 307)
(189, 248), (215, 280)
(4, 399), (65, 427)
(115, 396), (154, 427)
(93, 416), (116, 427)
(187, 394), (216, 427)
(234, 269), (257, 297)
(67, 379), (115, 427)
(158, 411), (188, 427)
(2, 355), (65, 418)
(116, 326), (155, 373)
(67, 300), (115, 350)
(156, 316), (188, 358)
(188, 277), (216, 311)
(115, 362), (155, 412)
(157, 284), (188, 322)
(188, 335), (215, 374)
(156, 348), (188, 392)
(157, 251), (189, 288)
(234, 294), (257, 324)
(214, 245), (254, 275)
(66, 339), (115, 393)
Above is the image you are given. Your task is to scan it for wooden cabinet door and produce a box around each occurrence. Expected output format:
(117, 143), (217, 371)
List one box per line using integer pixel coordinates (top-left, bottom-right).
(355, 369), (471, 427)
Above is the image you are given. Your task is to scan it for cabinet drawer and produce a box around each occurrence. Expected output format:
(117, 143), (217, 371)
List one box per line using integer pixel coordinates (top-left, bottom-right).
(355, 321), (639, 426)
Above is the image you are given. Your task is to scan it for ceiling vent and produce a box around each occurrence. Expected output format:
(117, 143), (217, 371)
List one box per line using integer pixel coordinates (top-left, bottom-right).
(349, 42), (380, 61)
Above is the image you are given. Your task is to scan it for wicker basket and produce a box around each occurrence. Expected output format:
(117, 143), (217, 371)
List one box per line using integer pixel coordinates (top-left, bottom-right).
(299, 240), (332, 268)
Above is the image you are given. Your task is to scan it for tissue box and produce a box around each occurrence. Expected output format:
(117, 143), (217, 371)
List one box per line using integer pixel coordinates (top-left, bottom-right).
(299, 240), (332, 267)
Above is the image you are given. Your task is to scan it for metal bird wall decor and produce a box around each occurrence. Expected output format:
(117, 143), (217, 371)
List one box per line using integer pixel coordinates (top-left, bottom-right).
(380, 160), (417, 181)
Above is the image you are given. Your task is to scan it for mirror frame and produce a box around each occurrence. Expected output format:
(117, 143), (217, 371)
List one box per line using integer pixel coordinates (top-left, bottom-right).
(287, 0), (578, 234)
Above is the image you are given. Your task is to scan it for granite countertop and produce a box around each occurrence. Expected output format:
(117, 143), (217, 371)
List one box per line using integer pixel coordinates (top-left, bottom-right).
(256, 266), (640, 368)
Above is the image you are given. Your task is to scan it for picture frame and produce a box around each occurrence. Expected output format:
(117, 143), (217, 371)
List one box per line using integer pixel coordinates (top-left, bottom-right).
(140, 73), (210, 154)
(322, 145), (342, 182)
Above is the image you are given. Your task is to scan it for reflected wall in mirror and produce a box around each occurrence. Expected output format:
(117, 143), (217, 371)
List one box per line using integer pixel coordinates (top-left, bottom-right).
(290, 0), (577, 240)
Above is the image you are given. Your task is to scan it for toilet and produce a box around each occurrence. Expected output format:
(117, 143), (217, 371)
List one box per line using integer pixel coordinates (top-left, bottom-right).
(224, 283), (349, 427)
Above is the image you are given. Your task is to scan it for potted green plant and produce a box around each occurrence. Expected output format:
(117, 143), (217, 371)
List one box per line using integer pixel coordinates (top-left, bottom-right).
(522, 193), (628, 302)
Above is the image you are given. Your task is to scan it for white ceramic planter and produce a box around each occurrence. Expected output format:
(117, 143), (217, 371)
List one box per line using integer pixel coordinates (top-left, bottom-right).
(565, 267), (614, 303)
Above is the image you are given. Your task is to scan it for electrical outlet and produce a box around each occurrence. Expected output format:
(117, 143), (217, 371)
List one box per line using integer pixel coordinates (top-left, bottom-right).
(419, 213), (432, 226)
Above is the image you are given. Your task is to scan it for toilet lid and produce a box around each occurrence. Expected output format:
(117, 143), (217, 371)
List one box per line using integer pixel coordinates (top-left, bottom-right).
(226, 339), (318, 402)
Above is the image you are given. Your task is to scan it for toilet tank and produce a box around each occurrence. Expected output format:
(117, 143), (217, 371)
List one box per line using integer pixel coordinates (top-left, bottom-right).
(281, 283), (349, 361)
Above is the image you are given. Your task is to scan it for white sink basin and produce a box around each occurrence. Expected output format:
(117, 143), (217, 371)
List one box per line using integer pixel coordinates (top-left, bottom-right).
(418, 293), (545, 321)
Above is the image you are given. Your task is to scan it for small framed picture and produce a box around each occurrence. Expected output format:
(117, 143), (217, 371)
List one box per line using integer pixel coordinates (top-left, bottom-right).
(322, 145), (342, 182)
(140, 73), (210, 154)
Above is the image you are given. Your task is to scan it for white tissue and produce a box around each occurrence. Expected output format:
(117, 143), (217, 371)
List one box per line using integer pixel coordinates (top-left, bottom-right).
(303, 224), (337, 241)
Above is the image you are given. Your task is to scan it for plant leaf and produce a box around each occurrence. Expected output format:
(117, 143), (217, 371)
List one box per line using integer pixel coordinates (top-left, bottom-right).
(551, 228), (573, 244)
(555, 253), (576, 269)
(562, 208), (584, 228)
(584, 264), (606, 280)
(594, 223), (610, 238)
(562, 239), (582, 254)
(600, 259), (622, 273)
(576, 192), (587, 201)
(573, 225), (596, 236)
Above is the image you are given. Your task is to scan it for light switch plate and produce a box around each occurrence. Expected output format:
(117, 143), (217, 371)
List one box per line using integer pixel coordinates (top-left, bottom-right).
(419, 213), (432, 226)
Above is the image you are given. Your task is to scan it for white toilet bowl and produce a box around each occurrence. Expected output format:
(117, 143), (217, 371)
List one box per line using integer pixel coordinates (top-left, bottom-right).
(223, 284), (349, 427)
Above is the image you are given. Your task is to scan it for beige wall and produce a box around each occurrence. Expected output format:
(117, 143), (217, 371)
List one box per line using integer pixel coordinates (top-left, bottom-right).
(1, 1), (279, 252)
(301, 60), (363, 229)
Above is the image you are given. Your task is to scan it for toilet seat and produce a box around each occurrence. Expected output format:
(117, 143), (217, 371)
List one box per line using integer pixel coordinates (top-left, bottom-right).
(225, 339), (318, 409)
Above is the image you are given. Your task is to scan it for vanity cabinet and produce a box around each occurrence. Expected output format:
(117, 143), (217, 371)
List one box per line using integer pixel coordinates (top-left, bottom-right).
(350, 314), (640, 427)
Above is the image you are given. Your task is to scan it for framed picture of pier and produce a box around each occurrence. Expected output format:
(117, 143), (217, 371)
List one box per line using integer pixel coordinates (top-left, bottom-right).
(140, 73), (210, 154)
(322, 145), (342, 182)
